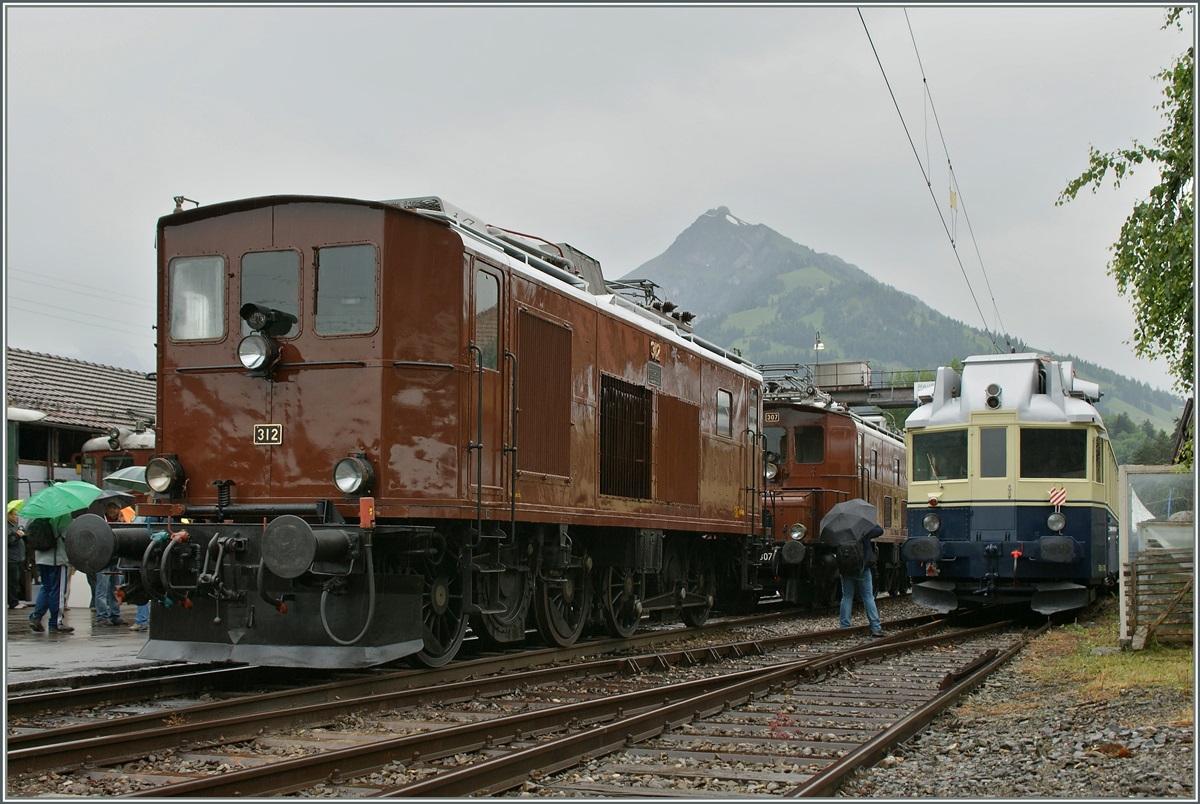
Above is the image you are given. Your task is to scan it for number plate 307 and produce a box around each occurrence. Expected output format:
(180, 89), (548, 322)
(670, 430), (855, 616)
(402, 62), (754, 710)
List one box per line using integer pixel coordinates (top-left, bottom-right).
(254, 424), (283, 445)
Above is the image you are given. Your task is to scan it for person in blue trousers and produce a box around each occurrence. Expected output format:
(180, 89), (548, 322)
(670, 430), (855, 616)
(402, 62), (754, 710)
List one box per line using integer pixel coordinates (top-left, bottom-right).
(93, 502), (125, 626)
(130, 603), (150, 632)
(839, 524), (884, 637)
(28, 514), (75, 633)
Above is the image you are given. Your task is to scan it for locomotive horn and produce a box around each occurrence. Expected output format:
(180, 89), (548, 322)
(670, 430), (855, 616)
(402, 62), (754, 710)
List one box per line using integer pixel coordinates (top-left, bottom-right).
(262, 515), (356, 579)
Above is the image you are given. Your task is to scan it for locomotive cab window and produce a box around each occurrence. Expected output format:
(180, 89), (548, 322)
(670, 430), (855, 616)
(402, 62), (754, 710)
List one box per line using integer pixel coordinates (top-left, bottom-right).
(796, 425), (824, 464)
(716, 389), (733, 437)
(474, 270), (500, 370)
(315, 244), (377, 335)
(764, 426), (787, 462)
(168, 255), (225, 340)
(911, 430), (967, 481)
(242, 250), (300, 337)
(1020, 428), (1086, 479)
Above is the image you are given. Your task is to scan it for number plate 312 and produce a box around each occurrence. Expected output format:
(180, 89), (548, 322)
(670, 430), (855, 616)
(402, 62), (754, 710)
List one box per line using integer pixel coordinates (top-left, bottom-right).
(254, 424), (283, 445)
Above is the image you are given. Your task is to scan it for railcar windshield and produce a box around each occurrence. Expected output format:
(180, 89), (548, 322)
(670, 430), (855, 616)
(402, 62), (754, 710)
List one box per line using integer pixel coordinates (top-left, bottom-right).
(1020, 428), (1087, 478)
(911, 430), (967, 482)
(169, 256), (225, 340)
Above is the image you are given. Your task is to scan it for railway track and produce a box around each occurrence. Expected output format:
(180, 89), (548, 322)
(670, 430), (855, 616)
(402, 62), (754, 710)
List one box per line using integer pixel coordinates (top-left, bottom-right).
(6, 602), (1042, 798)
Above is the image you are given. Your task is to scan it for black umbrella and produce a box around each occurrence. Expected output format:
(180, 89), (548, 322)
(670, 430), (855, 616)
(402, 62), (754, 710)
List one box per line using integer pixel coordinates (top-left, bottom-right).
(819, 498), (880, 546)
(86, 489), (135, 517)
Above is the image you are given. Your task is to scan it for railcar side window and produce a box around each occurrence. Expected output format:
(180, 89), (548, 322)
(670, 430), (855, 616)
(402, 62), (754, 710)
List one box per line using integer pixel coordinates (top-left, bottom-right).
(315, 244), (377, 335)
(1020, 428), (1087, 478)
(911, 430), (968, 481)
(749, 388), (759, 437)
(980, 427), (1007, 478)
(716, 389), (733, 437)
(474, 271), (500, 370)
(169, 255), (225, 340)
(795, 425), (824, 464)
(242, 250), (300, 337)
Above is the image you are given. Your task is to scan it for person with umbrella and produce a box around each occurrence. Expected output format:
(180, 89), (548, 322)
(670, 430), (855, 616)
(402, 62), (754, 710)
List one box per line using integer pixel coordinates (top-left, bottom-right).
(820, 498), (885, 638)
(21, 481), (105, 634)
(25, 513), (75, 633)
(7, 500), (27, 609)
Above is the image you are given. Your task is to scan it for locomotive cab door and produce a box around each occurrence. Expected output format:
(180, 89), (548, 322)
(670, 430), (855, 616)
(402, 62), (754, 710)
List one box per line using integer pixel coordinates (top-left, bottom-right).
(469, 263), (509, 502)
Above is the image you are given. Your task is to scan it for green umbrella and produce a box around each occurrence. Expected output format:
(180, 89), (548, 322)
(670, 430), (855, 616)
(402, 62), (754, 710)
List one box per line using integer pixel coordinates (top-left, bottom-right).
(20, 480), (104, 520)
(103, 465), (150, 493)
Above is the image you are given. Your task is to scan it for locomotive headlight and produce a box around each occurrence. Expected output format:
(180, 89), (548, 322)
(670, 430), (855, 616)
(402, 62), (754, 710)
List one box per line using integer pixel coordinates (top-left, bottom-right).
(788, 523), (807, 541)
(764, 462), (779, 481)
(146, 456), (185, 494)
(333, 454), (375, 495)
(922, 512), (941, 534)
(1047, 511), (1067, 533)
(238, 333), (278, 371)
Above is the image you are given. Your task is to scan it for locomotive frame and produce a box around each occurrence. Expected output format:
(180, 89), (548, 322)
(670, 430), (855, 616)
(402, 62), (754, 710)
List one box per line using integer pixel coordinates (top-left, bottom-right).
(757, 368), (910, 610)
(902, 353), (1120, 615)
(66, 195), (770, 668)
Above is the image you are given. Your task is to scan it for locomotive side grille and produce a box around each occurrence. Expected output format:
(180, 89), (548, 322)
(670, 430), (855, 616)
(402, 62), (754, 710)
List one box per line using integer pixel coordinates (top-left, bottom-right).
(657, 395), (700, 505)
(517, 311), (571, 477)
(600, 375), (652, 499)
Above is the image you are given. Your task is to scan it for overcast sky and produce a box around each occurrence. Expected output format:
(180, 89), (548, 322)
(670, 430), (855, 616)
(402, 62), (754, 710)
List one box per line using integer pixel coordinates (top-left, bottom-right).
(4, 4), (1192, 395)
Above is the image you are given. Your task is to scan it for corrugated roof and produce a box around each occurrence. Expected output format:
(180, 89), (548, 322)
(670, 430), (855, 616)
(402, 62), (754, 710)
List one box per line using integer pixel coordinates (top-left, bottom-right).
(5, 347), (156, 434)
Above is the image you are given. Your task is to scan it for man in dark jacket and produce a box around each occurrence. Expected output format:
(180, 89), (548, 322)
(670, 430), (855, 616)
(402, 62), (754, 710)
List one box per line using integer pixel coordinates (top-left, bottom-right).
(7, 500), (26, 609)
(839, 523), (884, 636)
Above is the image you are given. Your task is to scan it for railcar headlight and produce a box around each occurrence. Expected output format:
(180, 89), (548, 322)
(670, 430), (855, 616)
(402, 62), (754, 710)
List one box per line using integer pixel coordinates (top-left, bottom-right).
(238, 333), (278, 371)
(146, 456), (185, 494)
(333, 454), (375, 495)
(1047, 512), (1066, 533)
(788, 523), (807, 541)
(922, 512), (941, 534)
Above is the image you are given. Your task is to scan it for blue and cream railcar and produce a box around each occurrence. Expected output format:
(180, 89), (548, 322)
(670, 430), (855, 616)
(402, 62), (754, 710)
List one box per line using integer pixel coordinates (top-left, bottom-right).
(902, 353), (1119, 614)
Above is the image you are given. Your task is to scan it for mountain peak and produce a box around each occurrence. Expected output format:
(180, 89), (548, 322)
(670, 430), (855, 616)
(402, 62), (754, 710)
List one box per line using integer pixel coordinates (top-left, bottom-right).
(704, 206), (746, 226)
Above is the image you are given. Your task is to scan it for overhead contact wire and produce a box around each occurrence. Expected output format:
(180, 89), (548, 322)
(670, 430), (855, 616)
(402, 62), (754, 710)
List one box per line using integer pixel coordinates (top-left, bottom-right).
(903, 9), (1012, 348)
(858, 7), (1000, 353)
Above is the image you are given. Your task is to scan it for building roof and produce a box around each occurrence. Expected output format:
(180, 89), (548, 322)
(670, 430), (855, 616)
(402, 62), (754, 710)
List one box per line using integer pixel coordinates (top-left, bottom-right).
(5, 347), (155, 434)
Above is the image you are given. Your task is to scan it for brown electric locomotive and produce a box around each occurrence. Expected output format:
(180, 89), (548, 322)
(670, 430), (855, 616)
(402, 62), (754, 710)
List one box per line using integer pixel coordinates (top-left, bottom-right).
(65, 195), (769, 668)
(758, 367), (910, 609)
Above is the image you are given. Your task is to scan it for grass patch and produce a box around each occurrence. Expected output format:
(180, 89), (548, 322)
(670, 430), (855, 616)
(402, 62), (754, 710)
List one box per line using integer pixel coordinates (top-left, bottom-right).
(1023, 597), (1193, 704)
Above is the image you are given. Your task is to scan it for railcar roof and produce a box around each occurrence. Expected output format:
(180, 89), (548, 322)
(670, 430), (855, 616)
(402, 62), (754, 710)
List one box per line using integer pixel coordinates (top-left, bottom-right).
(906, 352), (1105, 430)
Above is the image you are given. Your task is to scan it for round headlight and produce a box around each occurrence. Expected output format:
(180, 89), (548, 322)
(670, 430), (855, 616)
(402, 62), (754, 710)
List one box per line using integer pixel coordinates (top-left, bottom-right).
(146, 457), (184, 494)
(788, 523), (807, 541)
(1047, 512), (1066, 533)
(238, 334), (275, 370)
(922, 512), (941, 534)
(333, 456), (374, 495)
(764, 463), (779, 481)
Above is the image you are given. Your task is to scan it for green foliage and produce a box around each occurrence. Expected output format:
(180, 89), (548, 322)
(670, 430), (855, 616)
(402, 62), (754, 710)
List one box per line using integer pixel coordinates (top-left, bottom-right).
(1110, 415), (1175, 465)
(1056, 9), (1194, 401)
